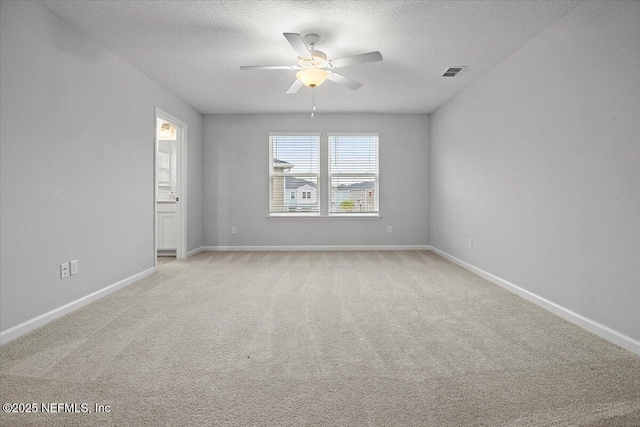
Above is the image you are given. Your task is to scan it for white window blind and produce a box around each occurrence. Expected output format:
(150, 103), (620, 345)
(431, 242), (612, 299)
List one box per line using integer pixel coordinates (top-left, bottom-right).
(158, 151), (170, 186)
(269, 134), (320, 214)
(328, 134), (379, 214)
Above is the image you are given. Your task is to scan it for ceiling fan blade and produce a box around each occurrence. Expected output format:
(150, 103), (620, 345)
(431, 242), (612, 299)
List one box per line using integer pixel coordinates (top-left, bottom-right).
(286, 79), (304, 94)
(283, 33), (311, 59)
(240, 65), (301, 70)
(327, 51), (383, 68)
(327, 72), (363, 90)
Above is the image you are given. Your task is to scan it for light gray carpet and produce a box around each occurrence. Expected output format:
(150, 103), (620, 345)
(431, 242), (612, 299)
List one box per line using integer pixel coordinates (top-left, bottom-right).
(157, 256), (176, 267)
(1, 251), (639, 426)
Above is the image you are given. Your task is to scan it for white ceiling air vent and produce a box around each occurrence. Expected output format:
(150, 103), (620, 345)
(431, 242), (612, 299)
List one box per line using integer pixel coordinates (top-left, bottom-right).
(442, 66), (466, 77)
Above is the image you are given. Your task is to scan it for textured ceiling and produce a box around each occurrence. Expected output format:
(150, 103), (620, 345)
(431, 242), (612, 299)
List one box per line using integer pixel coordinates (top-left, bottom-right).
(43, 0), (579, 114)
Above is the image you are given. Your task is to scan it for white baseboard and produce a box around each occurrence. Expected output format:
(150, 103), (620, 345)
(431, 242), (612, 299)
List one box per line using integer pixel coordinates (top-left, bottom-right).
(429, 246), (640, 356)
(0, 267), (156, 346)
(200, 245), (431, 252)
(186, 246), (203, 257)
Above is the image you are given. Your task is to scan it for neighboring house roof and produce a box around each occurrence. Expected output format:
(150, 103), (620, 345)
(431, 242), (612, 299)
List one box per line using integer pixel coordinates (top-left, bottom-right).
(281, 174), (373, 191)
(273, 159), (293, 171)
(343, 181), (375, 190)
(285, 176), (317, 190)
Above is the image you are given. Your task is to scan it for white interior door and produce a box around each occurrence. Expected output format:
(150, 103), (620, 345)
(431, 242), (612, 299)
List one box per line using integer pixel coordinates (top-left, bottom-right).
(154, 108), (187, 269)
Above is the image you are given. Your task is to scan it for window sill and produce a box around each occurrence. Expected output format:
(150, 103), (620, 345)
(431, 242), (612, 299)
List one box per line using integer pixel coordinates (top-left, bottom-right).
(268, 214), (381, 220)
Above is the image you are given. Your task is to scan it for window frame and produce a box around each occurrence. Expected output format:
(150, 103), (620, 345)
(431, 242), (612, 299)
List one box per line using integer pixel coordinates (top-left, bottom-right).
(268, 132), (321, 217)
(327, 132), (380, 217)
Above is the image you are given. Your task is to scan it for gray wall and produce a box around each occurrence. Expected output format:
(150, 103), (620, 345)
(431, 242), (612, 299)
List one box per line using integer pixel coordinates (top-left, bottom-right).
(430, 1), (640, 341)
(203, 114), (429, 247)
(0, 1), (203, 331)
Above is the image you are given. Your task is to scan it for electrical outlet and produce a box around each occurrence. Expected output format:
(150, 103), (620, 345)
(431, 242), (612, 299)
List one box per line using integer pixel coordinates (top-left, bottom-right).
(60, 263), (69, 279)
(387, 226), (392, 234)
(231, 226), (236, 234)
(70, 259), (78, 275)
(468, 238), (473, 249)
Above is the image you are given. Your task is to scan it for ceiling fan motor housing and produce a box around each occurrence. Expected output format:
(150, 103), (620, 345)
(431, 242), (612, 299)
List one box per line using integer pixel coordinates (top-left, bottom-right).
(298, 50), (327, 68)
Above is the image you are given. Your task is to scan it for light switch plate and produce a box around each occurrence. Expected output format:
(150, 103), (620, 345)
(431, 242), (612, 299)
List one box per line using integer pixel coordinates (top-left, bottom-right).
(70, 260), (78, 275)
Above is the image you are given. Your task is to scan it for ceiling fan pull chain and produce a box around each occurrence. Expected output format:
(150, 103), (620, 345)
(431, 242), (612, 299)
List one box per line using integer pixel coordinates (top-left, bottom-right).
(311, 87), (316, 117)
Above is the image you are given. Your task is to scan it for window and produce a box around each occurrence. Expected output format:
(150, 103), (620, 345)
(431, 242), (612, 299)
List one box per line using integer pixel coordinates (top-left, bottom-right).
(328, 133), (379, 215)
(269, 133), (319, 215)
(268, 132), (379, 217)
(158, 151), (171, 186)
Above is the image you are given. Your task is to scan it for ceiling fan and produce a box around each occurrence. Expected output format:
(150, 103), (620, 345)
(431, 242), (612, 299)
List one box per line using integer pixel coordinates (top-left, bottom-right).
(240, 33), (383, 94)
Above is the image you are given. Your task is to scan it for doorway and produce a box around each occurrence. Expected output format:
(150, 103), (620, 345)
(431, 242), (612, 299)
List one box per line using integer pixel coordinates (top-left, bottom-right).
(154, 108), (187, 270)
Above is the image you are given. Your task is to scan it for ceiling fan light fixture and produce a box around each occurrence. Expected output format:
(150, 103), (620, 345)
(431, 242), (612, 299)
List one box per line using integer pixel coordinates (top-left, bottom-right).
(296, 68), (329, 88)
